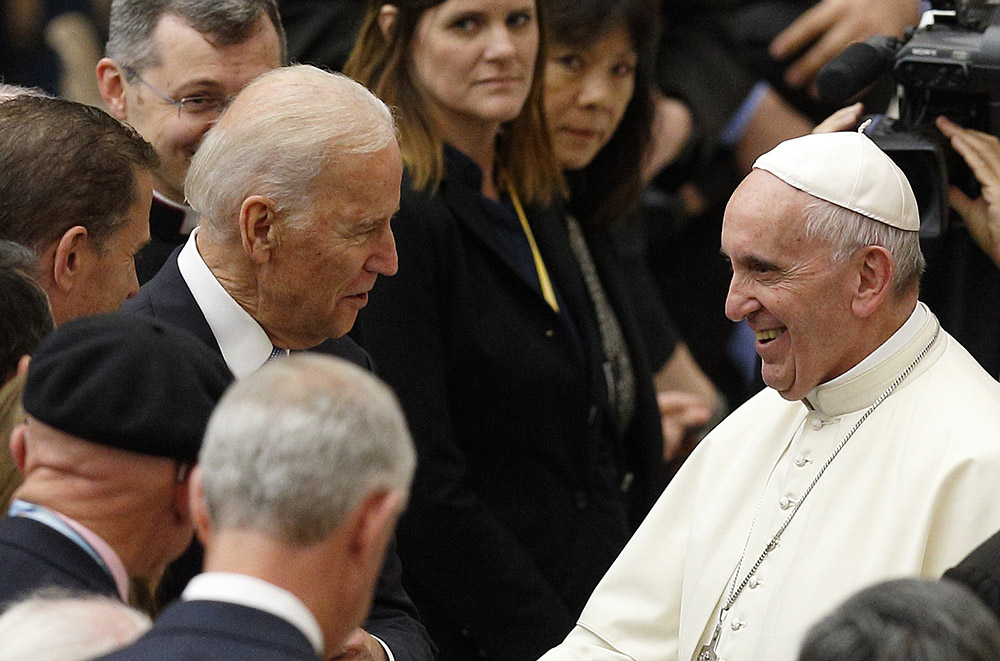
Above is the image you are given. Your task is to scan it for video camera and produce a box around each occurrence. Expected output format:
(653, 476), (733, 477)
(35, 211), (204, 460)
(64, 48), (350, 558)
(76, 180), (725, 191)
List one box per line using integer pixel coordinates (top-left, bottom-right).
(817, 0), (1000, 238)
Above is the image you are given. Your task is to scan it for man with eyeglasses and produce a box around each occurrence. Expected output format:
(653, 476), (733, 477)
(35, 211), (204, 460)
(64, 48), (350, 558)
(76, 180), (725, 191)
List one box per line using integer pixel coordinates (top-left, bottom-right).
(0, 313), (232, 608)
(97, 0), (284, 284)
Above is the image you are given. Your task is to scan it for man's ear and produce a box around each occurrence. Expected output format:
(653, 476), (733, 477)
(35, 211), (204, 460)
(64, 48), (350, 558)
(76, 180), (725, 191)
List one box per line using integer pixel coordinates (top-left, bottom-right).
(346, 489), (404, 567)
(51, 226), (92, 293)
(96, 57), (129, 120)
(378, 5), (399, 40)
(9, 423), (28, 475)
(851, 245), (895, 318)
(187, 466), (213, 546)
(238, 196), (280, 264)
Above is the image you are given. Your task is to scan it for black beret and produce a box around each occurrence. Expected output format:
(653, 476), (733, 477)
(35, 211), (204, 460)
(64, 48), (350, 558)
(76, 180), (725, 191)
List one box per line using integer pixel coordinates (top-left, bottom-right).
(23, 313), (233, 462)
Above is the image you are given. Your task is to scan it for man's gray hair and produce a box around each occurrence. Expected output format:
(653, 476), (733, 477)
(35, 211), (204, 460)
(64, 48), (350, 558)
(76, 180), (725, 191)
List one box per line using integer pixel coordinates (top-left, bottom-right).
(0, 589), (151, 660)
(198, 354), (416, 546)
(185, 64), (397, 243)
(798, 578), (1000, 660)
(105, 0), (287, 72)
(803, 199), (925, 297)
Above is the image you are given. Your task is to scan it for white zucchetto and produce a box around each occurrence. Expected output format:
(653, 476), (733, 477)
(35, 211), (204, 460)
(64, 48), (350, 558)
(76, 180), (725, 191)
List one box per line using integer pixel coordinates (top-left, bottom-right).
(753, 131), (920, 231)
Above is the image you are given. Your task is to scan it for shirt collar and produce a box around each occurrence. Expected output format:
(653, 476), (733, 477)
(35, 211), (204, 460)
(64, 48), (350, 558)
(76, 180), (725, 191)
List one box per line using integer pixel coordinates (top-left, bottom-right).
(176, 229), (273, 378)
(183, 572), (324, 655)
(152, 190), (200, 235)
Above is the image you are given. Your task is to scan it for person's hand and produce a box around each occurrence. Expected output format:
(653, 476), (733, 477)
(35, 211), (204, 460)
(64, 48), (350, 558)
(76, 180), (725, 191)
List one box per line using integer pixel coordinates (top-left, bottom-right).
(936, 115), (1000, 269)
(328, 629), (389, 661)
(812, 102), (864, 134)
(642, 91), (694, 184)
(657, 391), (712, 461)
(769, 0), (920, 94)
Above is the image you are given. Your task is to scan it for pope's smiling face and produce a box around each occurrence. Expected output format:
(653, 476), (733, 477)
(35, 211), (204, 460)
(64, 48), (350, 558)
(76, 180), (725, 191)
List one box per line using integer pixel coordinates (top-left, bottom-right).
(722, 170), (864, 401)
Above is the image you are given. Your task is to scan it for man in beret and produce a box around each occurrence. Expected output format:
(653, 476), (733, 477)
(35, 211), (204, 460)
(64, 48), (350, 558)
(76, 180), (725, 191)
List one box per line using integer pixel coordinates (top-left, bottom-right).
(540, 132), (1000, 661)
(101, 355), (415, 660)
(0, 314), (232, 605)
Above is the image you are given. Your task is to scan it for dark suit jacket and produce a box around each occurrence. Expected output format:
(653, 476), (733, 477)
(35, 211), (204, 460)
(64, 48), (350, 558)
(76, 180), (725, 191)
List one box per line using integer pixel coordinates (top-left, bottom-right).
(0, 516), (117, 605)
(97, 599), (318, 660)
(121, 250), (432, 661)
(353, 151), (667, 661)
(944, 529), (1000, 619)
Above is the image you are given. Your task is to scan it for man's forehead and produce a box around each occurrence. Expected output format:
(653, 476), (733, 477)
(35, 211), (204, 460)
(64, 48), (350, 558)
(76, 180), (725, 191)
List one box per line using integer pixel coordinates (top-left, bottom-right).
(146, 13), (281, 83)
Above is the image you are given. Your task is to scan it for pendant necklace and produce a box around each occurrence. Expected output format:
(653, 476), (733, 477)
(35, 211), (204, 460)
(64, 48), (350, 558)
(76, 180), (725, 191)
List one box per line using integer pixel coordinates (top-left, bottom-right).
(697, 327), (939, 661)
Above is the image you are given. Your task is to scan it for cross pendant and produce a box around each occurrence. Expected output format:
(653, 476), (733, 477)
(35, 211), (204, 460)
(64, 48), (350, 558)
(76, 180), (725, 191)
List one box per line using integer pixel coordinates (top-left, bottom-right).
(697, 622), (722, 661)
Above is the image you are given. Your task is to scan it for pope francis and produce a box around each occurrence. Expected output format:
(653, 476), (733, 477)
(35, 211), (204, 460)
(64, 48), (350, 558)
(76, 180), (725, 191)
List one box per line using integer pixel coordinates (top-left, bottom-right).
(539, 131), (1000, 661)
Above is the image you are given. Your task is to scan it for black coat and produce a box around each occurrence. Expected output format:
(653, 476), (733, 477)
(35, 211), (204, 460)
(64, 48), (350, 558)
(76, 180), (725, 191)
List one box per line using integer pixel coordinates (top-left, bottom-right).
(0, 516), (118, 605)
(96, 599), (318, 660)
(121, 249), (434, 661)
(353, 151), (667, 661)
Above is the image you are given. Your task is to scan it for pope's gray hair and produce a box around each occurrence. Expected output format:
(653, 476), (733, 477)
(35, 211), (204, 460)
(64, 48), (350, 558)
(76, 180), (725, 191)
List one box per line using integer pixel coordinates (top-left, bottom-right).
(803, 198), (925, 297)
(198, 354), (415, 546)
(185, 64), (396, 244)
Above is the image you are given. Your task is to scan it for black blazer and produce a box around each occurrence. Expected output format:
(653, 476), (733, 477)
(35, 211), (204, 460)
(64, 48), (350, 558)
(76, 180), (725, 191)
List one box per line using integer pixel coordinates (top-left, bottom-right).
(97, 599), (318, 660)
(353, 153), (667, 661)
(121, 249), (433, 661)
(0, 516), (118, 606)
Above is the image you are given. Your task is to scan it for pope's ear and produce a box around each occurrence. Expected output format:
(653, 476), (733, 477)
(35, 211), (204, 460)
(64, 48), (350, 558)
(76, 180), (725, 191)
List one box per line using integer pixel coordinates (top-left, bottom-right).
(377, 5), (399, 40)
(852, 245), (894, 318)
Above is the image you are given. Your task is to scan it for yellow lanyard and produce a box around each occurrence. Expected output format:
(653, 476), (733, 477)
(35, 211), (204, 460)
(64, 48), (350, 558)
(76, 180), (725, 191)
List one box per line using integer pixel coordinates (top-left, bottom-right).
(507, 184), (559, 313)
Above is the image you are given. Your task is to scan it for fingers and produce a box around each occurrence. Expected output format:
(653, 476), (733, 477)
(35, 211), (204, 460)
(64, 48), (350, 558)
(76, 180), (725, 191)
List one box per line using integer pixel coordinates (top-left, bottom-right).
(770, 0), (838, 63)
(936, 116), (1000, 267)
(813, 102), (864, 134)
(936, 116), (1000, 185)
(658, 391), (712, 461)
(770, 0), (920, 91)
(784, 20), (857, 89)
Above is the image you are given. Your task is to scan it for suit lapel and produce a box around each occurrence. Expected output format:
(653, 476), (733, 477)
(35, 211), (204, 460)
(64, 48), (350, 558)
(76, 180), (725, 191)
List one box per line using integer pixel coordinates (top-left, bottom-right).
(134, 249), (222, 354)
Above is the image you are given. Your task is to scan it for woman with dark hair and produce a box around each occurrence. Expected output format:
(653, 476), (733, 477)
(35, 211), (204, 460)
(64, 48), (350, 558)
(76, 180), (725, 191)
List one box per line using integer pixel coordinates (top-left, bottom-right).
(344, 2), (667, 659)
(542, 0), (724, 460)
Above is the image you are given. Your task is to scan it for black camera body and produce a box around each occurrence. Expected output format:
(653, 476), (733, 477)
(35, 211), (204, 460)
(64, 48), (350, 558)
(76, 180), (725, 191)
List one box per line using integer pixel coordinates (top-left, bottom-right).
(819, 0), (1000, 237)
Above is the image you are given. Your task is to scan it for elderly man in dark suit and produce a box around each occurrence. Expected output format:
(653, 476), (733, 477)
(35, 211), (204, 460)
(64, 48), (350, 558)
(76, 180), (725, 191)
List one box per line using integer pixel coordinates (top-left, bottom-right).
(0, 314), (232, 605)
(122, 64), (429, 661)
(99, 355), (415, 660)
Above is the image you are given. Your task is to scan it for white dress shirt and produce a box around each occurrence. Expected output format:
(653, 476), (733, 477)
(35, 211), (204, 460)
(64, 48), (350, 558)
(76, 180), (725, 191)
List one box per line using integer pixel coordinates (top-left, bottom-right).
(176, 229), (275, 378)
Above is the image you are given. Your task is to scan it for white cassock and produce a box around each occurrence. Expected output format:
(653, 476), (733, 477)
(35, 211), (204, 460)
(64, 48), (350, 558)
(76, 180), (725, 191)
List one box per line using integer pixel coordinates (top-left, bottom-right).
(540, 303), (1000, 661)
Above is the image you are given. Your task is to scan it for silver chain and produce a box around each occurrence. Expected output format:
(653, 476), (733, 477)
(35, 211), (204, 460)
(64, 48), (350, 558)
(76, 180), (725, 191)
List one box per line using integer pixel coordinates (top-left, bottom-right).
(720, 326), (940, 616)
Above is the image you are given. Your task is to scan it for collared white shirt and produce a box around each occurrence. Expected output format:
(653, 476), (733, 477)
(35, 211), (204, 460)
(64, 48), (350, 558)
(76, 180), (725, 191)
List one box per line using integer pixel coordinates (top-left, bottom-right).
(152, 190), (201, 235)
(183, 572), (324, 656)
(176, 229), (275, 378)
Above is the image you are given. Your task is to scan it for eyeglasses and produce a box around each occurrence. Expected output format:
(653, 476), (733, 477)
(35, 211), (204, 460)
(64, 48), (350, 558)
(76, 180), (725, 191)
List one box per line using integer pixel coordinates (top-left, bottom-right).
(124, 68), (233, 118)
